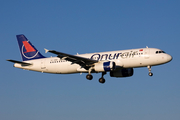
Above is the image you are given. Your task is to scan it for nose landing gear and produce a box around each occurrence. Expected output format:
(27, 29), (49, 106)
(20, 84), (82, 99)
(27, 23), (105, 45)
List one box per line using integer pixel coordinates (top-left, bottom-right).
(147, 66), (153, 76)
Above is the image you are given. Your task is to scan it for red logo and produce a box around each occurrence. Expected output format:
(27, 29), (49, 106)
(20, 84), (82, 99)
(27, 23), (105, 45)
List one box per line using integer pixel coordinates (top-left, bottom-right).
(22, 41), (36, 53)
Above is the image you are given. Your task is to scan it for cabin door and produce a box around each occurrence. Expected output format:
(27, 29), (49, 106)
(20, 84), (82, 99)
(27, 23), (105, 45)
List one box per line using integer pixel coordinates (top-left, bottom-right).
(144, 49), (150, 59)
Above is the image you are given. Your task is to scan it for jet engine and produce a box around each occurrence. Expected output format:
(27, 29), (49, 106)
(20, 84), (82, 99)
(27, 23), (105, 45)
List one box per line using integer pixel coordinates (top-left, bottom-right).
(110, 68), (133, 77)
(94, 61), (116, 72)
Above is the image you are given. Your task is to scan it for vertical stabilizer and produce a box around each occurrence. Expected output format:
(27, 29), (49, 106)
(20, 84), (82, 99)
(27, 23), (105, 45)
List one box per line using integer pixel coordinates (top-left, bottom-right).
(16, 34), (45, 61)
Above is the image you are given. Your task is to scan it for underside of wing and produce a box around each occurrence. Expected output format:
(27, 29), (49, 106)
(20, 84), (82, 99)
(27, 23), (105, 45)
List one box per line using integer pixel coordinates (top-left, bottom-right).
(46, 49), (98, 69)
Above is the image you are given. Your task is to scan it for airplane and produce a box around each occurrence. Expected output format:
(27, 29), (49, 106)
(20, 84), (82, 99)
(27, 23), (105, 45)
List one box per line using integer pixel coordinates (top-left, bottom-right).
(7, 34), (172, 84)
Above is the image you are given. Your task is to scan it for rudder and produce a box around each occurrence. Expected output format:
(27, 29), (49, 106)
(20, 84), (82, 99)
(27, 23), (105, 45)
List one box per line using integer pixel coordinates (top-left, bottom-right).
(16, 34), (46, 61)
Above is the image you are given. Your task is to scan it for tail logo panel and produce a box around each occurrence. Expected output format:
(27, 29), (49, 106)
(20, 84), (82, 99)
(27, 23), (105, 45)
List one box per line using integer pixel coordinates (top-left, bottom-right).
(22, 41), (36, 53)
(21, 41), (39, 59)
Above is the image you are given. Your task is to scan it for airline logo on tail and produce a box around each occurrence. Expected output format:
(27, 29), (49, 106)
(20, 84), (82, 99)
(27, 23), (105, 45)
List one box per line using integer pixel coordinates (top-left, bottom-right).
(21, 41), (39, 59)
(22, 41), (36, 53)
(16, 34), (45, 61)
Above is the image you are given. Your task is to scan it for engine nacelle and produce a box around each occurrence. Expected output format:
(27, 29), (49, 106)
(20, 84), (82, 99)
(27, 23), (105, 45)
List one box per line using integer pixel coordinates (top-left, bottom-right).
(94, 61), (116, 72)
(110, 68), (133, 77)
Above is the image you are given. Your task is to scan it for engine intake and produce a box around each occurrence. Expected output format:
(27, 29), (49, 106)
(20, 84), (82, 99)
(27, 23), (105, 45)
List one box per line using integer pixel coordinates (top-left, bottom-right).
(94, 61), (116, 72)
(110, 68), (133, 77)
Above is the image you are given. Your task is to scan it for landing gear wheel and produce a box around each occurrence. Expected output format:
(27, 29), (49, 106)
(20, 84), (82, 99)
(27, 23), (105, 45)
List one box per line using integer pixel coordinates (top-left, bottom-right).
(147, 66), (153, 77)
(86, 74), (93, 80)
(99, 78), (105, 84)
(149, 72), (153, 76)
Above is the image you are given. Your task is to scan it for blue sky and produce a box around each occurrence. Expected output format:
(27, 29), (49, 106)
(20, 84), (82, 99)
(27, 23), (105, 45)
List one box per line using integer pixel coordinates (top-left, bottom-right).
(0, 0), (180, 120)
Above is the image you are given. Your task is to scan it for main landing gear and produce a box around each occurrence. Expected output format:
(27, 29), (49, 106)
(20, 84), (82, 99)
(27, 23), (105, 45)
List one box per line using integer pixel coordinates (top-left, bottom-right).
(86, 74), (93, 80)
(86, 72), (106, 84)
(147, 65), (153, 76)
(86, 68), (93, 80)
(99, 72), (106, 84)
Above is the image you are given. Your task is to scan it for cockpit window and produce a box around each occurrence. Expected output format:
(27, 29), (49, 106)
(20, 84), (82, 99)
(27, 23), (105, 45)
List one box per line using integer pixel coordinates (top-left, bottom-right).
(156, 51), (166, 54)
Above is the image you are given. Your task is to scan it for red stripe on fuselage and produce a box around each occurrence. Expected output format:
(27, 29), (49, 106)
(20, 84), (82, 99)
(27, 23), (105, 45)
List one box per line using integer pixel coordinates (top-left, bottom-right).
(23, 41), (36, 53)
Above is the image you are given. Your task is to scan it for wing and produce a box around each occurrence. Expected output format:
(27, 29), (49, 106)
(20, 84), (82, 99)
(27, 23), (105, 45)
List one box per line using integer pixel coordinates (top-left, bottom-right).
(45, 49), (98, 69)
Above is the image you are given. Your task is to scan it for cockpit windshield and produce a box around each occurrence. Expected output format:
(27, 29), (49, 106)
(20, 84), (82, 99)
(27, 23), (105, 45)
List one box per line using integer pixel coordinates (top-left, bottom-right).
(156, 51), (166, 54)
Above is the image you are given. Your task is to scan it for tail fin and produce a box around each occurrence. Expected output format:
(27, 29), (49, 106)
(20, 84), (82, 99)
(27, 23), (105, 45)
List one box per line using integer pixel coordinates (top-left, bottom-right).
(16, 34), (46, 61)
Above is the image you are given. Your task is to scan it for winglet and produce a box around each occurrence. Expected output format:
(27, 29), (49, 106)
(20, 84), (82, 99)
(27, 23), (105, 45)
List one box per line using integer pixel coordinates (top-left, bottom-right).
(44, 48), (49, 53)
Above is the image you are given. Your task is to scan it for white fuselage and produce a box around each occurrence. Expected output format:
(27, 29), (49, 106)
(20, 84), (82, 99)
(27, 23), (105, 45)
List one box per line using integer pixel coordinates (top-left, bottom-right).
(14, 48), (172, 74)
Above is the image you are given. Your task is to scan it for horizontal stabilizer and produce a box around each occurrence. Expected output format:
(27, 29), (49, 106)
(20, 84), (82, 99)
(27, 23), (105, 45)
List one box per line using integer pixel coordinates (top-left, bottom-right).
(7, 59), (32, 66)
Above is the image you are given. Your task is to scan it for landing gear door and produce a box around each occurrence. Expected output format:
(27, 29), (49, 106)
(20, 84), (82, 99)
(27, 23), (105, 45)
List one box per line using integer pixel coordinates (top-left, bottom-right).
(144, 49), (150, 59)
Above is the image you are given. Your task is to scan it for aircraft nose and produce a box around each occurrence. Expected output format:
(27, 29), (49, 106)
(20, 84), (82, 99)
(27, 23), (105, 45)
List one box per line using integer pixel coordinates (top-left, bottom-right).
(167, 54), (173, 62)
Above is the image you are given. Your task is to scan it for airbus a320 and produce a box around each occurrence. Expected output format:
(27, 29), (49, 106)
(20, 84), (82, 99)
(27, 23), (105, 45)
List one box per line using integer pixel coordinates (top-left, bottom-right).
(7, 35), (172, 84)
